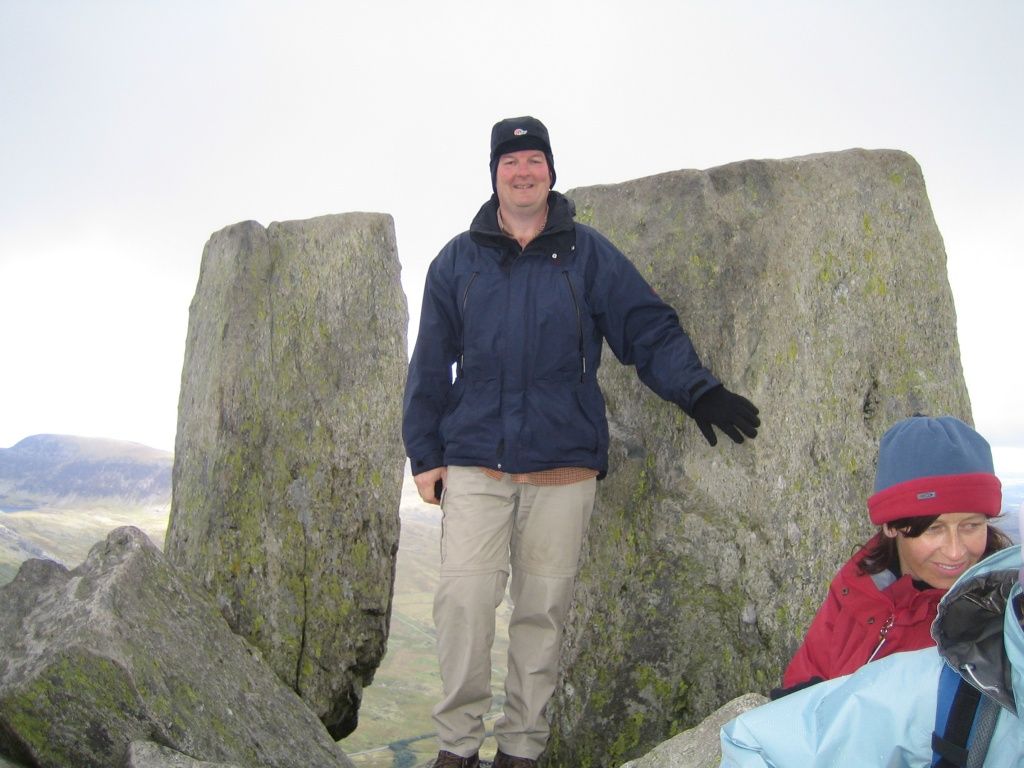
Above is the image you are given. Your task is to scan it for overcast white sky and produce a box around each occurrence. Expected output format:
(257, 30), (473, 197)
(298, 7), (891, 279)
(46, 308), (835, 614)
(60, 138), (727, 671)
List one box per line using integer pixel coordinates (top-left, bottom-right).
(1, 1), (1021, 478)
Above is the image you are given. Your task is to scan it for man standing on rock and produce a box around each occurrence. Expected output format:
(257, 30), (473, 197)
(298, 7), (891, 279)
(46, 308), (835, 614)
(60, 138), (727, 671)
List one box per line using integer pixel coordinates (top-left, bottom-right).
(402, 115), (761, 768)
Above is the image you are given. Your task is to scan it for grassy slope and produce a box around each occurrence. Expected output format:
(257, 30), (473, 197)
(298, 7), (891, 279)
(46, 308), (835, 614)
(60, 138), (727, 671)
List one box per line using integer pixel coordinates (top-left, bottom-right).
(0, 435), (173, 580)
(0, 502), (170, 580)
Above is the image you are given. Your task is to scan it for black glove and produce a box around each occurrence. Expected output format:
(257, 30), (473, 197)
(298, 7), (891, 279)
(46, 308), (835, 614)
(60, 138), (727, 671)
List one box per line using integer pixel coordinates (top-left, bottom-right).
(769, 676), (824, 700)
(691, 385), (760, 446)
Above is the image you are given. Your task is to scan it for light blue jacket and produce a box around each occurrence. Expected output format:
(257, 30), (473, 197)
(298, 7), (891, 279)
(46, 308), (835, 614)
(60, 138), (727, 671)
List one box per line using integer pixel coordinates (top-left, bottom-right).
(719, 545), (1024, 767)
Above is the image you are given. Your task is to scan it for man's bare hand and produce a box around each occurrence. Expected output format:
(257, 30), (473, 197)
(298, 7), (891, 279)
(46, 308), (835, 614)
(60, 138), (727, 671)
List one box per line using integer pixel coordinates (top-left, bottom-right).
(413, 467), (447, 505)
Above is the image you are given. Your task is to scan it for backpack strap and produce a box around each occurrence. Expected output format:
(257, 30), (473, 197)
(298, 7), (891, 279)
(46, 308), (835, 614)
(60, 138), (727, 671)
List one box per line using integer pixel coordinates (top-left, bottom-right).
(931, 664), (998, 768)
(965, 696), (999, 768)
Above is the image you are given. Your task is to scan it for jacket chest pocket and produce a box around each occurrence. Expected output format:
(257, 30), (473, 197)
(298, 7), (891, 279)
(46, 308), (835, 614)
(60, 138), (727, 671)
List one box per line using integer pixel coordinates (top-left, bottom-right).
(531, 269), (587, 382)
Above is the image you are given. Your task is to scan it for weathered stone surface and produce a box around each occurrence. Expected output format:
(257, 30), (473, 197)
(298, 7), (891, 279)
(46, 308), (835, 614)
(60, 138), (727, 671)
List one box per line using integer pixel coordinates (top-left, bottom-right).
(125, 741), (245, 767)
(617, 693), (768, 768)
(166, 213), (407, 738)
(543, 150), (971, 766)
(0, 526), (355, 768)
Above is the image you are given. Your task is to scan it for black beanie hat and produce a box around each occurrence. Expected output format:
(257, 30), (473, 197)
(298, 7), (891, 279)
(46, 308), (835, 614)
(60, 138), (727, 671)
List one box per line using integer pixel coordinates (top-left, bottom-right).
(489, 115), (556, 192)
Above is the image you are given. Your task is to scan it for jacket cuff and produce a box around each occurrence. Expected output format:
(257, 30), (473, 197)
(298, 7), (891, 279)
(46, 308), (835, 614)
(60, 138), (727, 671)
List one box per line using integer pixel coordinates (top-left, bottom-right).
(680, 375), (721, 415)
(409, 452), (444, 475)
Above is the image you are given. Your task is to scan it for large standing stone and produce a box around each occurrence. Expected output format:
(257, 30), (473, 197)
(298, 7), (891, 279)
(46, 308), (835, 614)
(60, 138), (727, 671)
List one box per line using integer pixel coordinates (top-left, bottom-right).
(165, 213), (407, 738)
(0, 527), (355, 768)
(543, 150), (971, 766)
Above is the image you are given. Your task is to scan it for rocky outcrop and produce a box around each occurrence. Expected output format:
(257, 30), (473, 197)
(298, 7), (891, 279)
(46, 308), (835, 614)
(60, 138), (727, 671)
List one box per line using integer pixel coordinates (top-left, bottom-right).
(123, 741), (244, 768)
(617, 694), (768, 768)
(0, 526), (355, 768)
(543, 150), (971, 766)
(166, 213), (407, 738)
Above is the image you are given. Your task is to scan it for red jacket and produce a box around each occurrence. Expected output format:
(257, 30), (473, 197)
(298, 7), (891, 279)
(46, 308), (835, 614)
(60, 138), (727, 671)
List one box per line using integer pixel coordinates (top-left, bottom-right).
(781, 534), (944, 689)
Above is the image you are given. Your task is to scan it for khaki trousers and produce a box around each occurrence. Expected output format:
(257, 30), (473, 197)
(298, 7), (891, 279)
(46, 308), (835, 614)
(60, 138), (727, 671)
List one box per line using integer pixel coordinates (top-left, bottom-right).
(432, 465), (596, 759)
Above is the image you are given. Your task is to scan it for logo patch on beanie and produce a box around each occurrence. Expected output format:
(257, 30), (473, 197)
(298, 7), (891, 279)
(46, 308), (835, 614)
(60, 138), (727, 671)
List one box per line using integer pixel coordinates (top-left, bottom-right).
(513, 128), (528, 136)
(917, 491), (937, 500)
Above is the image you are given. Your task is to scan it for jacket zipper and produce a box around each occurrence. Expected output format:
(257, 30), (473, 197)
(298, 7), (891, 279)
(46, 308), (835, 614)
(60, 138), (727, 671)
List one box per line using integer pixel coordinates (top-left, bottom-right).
(458, 272), (478, 377)
(561, 271), (585, 382)
(961, 663), (1000, 694)
(866, 614), (895, 663)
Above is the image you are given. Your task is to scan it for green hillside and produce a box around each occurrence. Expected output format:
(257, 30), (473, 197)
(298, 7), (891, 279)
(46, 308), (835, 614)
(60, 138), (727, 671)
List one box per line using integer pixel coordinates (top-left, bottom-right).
(0, 434), (171, 510)
(0, 502), (170, 583)
(0, 434), (173, 581)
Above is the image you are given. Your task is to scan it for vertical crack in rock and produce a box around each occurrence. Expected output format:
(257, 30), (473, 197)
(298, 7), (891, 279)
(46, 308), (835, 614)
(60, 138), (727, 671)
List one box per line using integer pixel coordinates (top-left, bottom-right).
(166, 213), (407, 736)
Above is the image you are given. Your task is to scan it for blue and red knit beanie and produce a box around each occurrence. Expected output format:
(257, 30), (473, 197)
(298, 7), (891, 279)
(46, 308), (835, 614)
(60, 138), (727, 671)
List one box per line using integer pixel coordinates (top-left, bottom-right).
(867, 415), (1001, 525)
(489, 115), (556, 192)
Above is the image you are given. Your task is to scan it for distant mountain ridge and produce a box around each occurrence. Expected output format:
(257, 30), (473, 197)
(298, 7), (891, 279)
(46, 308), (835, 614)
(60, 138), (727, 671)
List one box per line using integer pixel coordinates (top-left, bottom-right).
(0, 434), (172, 510)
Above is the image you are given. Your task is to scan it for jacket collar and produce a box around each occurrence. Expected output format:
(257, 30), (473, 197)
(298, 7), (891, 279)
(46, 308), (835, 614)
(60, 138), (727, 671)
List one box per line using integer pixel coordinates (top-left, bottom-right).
(470, 191), (576, 244)
(932, 544), (1023, 714)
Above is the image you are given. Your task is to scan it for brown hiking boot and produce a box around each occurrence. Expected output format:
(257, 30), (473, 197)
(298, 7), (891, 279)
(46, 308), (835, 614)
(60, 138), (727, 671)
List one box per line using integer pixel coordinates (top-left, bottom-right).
(492, 751), (537, 768)
(433, 750), (481, 768)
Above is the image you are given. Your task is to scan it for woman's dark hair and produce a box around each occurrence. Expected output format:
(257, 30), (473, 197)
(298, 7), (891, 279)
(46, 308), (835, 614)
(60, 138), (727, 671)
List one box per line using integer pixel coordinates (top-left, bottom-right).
(858, 514), (1012, 577)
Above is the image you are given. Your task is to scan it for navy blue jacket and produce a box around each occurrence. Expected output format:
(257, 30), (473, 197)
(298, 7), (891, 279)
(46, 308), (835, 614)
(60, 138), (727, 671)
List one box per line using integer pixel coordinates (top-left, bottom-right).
(402, 191), (719, 478)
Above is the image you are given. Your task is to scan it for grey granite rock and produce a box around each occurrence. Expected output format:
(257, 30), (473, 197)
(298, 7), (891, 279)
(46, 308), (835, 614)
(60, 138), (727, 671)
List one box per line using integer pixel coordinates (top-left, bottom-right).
(544, 150), (970, 766)
(166, 213), (407, 738)
(0, 526), (354, 768)
(617, 694), (768, 768)
(125, 740), (246, 767)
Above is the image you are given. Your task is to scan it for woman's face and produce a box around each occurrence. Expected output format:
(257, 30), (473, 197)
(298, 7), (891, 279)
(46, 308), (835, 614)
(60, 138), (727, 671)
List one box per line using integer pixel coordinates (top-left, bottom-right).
(885, 512), (990, 590)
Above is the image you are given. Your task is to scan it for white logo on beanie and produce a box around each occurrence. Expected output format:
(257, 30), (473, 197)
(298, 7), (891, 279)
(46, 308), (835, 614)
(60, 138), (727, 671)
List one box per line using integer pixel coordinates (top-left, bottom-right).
(514, 128), (528, 136)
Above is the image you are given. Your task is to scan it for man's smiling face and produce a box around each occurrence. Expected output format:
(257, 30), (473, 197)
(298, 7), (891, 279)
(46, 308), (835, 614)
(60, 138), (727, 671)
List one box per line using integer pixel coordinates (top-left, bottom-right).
(495, 149), (551, 214)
